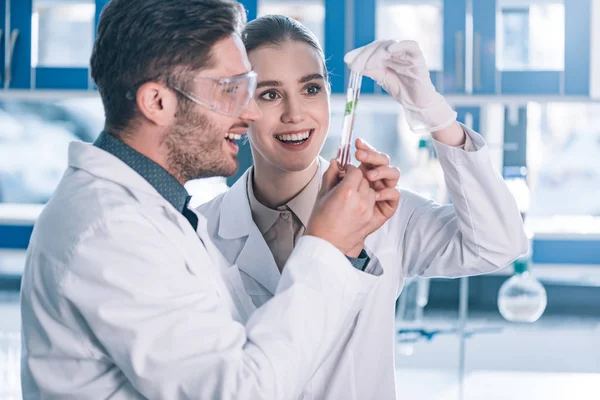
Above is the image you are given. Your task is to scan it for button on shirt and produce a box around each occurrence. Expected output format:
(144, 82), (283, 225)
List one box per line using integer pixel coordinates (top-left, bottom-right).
(247, 166), (369, 273)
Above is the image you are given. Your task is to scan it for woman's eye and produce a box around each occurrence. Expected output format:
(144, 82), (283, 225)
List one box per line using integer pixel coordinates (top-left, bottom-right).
(259, 90), (279, 101)
(305, 84), (322, 96)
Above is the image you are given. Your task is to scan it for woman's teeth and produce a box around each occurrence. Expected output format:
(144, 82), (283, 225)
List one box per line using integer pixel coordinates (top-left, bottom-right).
(225, 133), (242, 141)
(275, 130), (311, 143)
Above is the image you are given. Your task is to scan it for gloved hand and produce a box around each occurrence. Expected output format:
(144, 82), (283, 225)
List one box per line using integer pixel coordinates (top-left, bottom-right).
(344, 40), (457, 133)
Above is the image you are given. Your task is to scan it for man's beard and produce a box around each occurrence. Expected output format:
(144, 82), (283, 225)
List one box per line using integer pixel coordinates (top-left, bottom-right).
(164, 103), (237, 183)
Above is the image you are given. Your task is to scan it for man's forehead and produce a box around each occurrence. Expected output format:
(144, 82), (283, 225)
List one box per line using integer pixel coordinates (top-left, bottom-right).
(202, 33), (251, 77)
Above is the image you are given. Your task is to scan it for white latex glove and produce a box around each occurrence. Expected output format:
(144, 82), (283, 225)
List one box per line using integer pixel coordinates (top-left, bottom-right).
(344, 39), (457, 133)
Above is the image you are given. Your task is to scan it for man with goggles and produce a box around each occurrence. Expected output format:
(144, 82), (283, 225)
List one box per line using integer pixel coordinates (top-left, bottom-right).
(19, 0), (394, 399)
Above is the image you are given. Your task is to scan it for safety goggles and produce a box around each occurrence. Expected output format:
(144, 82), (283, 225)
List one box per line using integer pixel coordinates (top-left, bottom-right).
(170, 70), (257, 117)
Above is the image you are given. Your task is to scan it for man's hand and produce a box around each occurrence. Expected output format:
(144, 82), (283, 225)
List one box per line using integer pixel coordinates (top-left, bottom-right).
(306, 163), (377, 256)
(355, 138), (401, 225)
(338, 140), (401, 257)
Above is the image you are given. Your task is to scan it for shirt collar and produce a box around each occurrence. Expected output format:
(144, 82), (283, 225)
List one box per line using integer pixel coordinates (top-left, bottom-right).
(247, 169), (281, 235)
(246, 164), (321, 234)
(94, 131), (189, 212)
(286, 166), (320, 228)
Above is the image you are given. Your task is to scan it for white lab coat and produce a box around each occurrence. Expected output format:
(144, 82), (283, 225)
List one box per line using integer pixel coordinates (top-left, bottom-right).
(198, 126), (529, 400)
(19, 141), (381, 400)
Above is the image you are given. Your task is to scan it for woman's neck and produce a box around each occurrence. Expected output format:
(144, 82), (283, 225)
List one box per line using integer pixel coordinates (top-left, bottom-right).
(251, 156), (319, 209)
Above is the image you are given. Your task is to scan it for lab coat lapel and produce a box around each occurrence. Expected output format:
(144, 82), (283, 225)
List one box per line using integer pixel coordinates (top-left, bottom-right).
(71, 142), (255, 321)
(235, 227), (280, 296)
(156, 207), (228, 295)
(195, 216), (256, 322)
(218, 170), (280, 296)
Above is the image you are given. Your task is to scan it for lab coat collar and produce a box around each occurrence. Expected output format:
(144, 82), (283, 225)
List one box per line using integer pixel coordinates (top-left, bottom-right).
(218, 168), (253, 239)
(68, 141), (170, 208)
(246, 168), (281, 235)
(93, 131), (188, 213)
(68, 141), (217, 275)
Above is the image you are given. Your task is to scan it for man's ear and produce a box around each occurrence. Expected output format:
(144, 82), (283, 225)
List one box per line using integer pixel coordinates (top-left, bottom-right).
(136, 82), (178, 126)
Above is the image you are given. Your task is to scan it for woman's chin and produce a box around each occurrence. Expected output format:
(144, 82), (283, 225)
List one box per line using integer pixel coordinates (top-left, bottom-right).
(274, 155), (320, 173)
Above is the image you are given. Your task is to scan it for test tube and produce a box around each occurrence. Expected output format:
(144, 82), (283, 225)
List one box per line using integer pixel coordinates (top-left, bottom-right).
(336, 71), (363, 168)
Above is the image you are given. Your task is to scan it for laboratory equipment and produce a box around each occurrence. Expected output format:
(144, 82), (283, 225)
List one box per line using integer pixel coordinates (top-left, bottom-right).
(498, 166), (547, 323)
(336, 71), (362, 168)
(498, 257), (547, 323)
